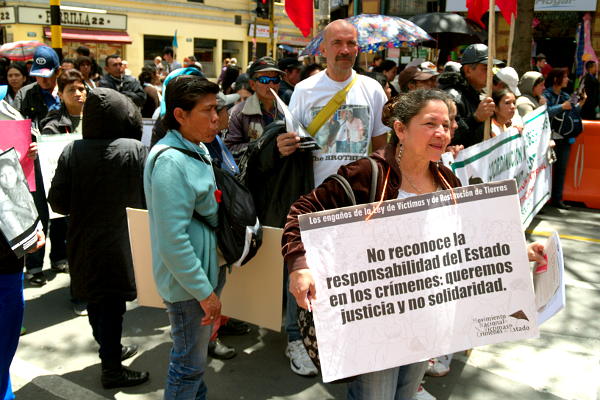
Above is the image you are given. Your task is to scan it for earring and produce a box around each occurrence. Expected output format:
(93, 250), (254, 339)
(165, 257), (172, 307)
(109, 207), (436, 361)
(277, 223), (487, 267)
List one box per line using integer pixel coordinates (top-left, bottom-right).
(396, 143), (403, 164)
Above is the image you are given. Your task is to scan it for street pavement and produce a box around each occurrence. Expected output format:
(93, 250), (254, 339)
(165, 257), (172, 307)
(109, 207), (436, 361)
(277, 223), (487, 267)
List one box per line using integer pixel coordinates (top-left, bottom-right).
(10, 204), (600, 400)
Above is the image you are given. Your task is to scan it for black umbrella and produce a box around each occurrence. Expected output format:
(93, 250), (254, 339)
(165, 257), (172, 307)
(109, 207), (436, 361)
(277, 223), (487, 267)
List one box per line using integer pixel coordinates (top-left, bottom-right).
(409, 12), (487, 64)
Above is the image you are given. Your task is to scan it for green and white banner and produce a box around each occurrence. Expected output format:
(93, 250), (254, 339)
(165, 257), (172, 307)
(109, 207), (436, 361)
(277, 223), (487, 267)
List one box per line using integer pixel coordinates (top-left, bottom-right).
(442, 106), (552, 228)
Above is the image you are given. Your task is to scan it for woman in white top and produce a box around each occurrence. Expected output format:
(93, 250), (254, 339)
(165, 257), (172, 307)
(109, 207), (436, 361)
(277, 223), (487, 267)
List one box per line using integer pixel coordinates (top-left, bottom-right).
(491, 88), (520, 138)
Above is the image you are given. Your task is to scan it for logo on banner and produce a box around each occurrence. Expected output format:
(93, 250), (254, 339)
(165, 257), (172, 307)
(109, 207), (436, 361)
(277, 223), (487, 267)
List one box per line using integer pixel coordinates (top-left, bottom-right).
(473, 310), (531, 337)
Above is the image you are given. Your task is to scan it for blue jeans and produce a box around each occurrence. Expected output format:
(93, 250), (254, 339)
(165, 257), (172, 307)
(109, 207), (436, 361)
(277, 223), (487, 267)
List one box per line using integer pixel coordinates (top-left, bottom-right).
(283, 264), (301, 342)
(0, 272), (25, 400)
(347, 361), (427, 400)
(163, 269), (224, 400)
(164, 299), (212, 400)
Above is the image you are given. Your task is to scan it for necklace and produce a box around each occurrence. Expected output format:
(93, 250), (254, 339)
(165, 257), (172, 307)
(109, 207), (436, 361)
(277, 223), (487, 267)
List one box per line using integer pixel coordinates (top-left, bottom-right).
(402, 173), (427, 194)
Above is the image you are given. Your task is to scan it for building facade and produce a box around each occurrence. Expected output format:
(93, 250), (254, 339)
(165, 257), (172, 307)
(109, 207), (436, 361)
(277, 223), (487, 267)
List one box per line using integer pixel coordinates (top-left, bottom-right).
(1, 0), (308, 78)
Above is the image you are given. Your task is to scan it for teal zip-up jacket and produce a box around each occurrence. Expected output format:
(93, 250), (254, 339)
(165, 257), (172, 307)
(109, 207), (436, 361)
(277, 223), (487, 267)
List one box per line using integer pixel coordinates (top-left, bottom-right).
(144, 129), (219, 303)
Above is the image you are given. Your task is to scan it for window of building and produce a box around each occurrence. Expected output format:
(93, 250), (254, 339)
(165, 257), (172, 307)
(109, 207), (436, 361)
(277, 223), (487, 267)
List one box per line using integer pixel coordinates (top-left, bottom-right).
(144, 35), (174, 65)
(194, 38), (217, 77)
(248, 42), (267, 62)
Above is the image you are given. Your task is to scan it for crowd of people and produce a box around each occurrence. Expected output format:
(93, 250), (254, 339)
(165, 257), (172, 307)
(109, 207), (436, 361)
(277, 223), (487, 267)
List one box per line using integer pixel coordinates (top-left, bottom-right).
(0, 16), (587, 400)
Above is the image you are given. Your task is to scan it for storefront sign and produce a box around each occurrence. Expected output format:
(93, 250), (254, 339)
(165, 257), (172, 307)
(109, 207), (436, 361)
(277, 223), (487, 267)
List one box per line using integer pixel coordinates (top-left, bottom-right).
(248, 23), (278, 38)
(446, 0), (597, 11)
(0, 7), (16, 24)
(299, 180), (538, 382)
(278, 33), (311, 46)
(18, 7), (127, 30)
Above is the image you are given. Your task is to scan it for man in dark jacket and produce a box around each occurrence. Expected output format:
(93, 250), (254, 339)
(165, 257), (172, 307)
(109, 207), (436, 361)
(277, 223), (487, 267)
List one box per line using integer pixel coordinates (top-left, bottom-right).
(277, 57), (302, 105)
(98, 54), (146, 108)
(438, 43), (499, 148)
(12, 45), (68, 286)
(48, 88), (149, 389)
(581, 60), (599, 120)
(13, 45), (61, 129)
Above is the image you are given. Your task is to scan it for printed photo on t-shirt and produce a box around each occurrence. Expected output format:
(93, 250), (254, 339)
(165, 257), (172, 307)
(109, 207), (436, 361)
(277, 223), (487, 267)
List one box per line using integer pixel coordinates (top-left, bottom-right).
(312, 105), (370, 154)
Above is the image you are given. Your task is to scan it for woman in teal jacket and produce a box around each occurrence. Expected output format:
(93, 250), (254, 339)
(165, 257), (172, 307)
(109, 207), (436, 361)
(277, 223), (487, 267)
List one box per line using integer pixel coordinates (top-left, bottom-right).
(144, 75), (221, 400)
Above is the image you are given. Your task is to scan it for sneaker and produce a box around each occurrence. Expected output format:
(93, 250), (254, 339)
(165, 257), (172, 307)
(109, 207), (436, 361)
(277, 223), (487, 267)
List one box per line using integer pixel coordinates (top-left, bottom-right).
(101, 366), (149, 389)
(51, 261), (69, 273)
(73, 301), (88, 316)
(426, 357), (450, 377)
(208, 339), (237, 360)
(285, 339), (318, 376)
(28, 272), (46, 286)
(413, 384), (436, 400)
(121, 345), (138, 361)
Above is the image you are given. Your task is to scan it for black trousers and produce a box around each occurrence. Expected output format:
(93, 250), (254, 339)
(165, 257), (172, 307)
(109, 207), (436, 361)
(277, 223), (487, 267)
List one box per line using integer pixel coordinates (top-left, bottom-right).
(551, 139), (573, 203)
(87, 299), (126, 370)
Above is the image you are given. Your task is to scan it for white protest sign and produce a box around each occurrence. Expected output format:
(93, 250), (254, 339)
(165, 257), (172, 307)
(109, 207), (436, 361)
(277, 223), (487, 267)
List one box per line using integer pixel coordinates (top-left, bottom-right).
(299, 180), (539, 382)
(534, 232), (565, 325)
(444, 106), (552, 227)
(37, 133), (81, 218)
(142, 118), (154, 147)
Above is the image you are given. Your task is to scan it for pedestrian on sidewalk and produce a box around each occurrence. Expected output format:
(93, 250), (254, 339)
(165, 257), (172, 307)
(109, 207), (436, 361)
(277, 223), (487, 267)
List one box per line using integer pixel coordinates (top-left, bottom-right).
(48, 88), (149, 389)
(144, 75), (222, 399)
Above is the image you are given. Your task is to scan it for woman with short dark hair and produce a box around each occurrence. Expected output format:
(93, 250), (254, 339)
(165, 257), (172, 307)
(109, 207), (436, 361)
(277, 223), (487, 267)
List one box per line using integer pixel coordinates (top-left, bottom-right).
(543, 68), (586, 209)
(144, 75), (222, 399)
(138, 63), (161, 118)
(5, 62), (28, 106)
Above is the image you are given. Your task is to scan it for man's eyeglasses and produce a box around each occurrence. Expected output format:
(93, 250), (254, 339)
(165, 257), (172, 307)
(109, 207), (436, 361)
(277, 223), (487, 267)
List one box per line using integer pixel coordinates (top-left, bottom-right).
(254, 76), (281, 85)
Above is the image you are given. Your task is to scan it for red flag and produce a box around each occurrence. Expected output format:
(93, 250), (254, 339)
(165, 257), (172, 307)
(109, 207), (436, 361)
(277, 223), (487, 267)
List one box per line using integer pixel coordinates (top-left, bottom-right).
(466, 0), (517, 27)
(466, 0), (489, 28)
(286, 0), (313, 37)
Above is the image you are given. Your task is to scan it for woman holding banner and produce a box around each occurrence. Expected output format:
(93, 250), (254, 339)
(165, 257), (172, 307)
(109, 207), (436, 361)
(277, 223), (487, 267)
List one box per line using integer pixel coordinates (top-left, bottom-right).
(283, 90), (460, 399)
(282, 89), (546, 399)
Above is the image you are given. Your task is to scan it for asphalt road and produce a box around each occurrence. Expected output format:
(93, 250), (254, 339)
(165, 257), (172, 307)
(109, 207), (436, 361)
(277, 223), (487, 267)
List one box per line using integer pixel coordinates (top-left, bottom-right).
(10, 204), (600, 400)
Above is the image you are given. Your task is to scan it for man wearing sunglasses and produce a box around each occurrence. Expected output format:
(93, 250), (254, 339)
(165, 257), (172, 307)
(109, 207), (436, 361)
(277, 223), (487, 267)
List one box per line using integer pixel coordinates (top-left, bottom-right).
(225, 57), (284, 161)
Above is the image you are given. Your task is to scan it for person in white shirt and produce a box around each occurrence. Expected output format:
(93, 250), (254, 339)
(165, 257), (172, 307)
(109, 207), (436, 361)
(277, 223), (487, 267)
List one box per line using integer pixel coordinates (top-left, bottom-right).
(276, 18), (388, 377)
(279, 19), (388, 185)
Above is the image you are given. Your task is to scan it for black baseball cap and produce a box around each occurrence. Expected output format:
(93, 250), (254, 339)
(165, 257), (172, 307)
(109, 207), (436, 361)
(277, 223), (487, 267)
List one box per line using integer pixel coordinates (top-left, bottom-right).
(278, 57), (302, 71)
(247, 57), (284, 77)
(461, 44), (502, 66)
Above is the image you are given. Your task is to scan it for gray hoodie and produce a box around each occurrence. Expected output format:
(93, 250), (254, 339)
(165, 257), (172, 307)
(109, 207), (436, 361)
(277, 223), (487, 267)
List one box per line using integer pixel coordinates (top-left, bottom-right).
(516, 71), (544, 118)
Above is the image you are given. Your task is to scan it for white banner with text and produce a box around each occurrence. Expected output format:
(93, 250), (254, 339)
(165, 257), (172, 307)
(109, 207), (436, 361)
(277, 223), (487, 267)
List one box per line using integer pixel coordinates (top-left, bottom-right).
(443, 106), (552, 228)
(298, 180), (539, 382)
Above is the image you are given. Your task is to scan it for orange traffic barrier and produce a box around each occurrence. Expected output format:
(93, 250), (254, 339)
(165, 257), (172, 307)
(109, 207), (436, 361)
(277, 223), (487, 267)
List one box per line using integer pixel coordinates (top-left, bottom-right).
(563, 120), (600, 209)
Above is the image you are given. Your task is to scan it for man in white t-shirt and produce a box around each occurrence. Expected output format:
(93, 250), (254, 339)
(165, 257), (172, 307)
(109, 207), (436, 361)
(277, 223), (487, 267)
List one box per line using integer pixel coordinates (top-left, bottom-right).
(279, 20), (388, 185)
(276, 19), (388, 376)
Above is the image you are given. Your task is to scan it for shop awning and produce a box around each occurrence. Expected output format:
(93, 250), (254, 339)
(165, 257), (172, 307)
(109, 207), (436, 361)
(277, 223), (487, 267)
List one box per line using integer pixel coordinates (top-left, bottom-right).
(43, 28), (132, 44)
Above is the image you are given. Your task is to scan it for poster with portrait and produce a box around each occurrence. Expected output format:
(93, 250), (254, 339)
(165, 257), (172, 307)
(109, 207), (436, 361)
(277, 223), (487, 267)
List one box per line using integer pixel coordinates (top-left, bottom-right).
(0, 148), (40, 257)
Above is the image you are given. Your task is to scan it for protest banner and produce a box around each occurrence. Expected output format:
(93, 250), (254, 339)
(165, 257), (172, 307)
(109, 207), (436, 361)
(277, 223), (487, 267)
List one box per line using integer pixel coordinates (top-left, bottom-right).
(298, 180), (539, 382)
(534, 232), (565, 325)
(37, 133), (81, 218)
(0, 148), (40, 257)
(442, 106), (552, 227)
(126, 208), (283, 331)
(0, 119), (35, 191)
